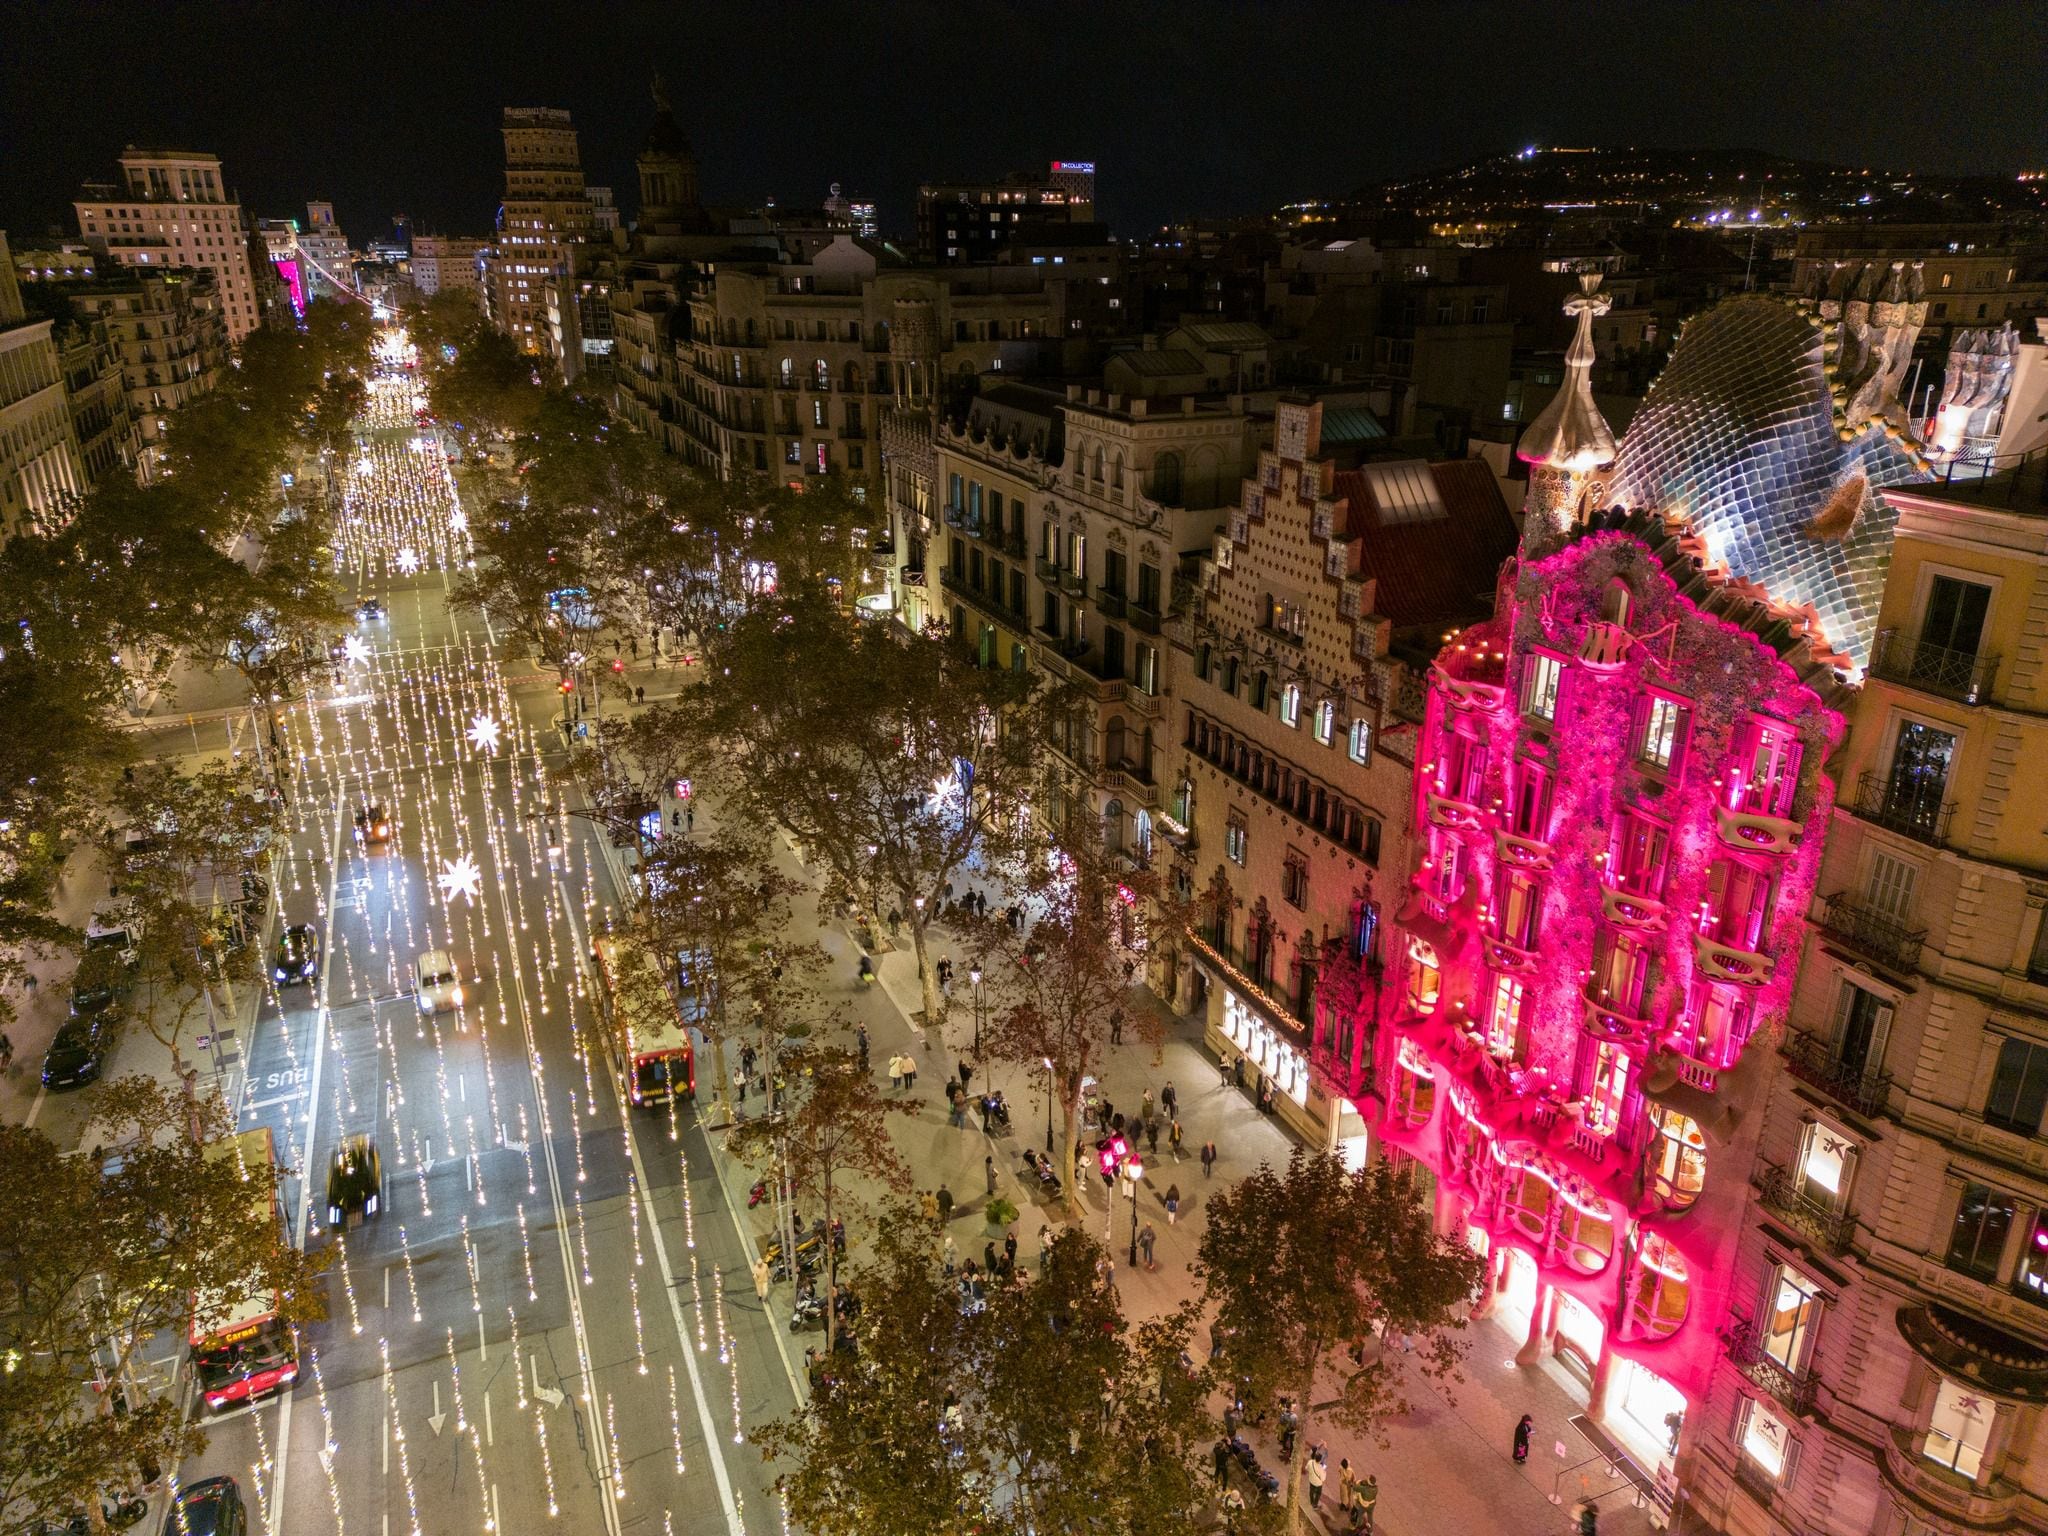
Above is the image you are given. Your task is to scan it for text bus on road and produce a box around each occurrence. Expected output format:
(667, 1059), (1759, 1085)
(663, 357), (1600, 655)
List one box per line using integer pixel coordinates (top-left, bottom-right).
(593, 932), (697, 1108)
(191, 1126), (300, 1412)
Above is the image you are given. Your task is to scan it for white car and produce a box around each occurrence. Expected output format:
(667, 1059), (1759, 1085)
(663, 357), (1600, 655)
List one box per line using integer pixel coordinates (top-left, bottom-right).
(413, 949), (464, 1014)
(85, 909), (142, 969)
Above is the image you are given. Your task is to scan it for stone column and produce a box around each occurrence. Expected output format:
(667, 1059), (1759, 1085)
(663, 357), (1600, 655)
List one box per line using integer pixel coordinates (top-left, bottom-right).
(1516, 1282), (1551, 1366)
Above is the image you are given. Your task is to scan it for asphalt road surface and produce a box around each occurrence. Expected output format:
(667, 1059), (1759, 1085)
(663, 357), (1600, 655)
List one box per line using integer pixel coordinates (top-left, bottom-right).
(179, 361), (797, 1536)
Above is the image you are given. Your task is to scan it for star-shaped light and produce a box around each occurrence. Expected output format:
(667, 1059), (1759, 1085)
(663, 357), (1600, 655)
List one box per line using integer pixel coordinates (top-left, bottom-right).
(437, 854), (482, 905)
(466, 713), (501, 753)
(343, 634), (371, 665)
(396, 548), (420, 575)
(449, 509), (468, 534)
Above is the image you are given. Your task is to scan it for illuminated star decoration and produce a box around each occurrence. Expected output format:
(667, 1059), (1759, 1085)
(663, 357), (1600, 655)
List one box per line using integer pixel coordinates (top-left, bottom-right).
(466, 713), (501, 754)
(449, 508), (467, 534)
(396, 547), (420, 575)
(437, 853), (483, 906)
(343, 634), (371, 665)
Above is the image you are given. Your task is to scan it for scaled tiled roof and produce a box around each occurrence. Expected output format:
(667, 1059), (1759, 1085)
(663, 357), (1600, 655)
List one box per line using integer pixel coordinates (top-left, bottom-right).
(1109, 348), (1208, 377)
(1336, 459), (1518, 630)
(1602, 294), (1928, 670)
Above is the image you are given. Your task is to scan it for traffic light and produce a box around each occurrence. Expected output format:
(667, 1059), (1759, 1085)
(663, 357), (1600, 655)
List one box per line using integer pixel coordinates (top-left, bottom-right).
(611, 657), (624, 673)
(1098, 1146), (1118, 1184)
(558, 677), (575, 694)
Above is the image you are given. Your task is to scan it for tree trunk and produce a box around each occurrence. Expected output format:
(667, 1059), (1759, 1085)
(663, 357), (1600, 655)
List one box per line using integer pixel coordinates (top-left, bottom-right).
(1060, 1088), (1085, 1222)
(708, 1035), (735, 1128)
(907, 915), (941, 1032)
(821, 1171), (837, 1356)
(1283, 1358), (1318, 1536)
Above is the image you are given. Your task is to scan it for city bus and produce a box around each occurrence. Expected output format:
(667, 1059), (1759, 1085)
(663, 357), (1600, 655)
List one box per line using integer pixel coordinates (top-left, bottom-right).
(593, 932), (697, 1108)
(191, 1127), (300, 1412)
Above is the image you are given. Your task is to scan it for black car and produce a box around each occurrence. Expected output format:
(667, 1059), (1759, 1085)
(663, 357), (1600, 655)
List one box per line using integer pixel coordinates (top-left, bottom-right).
(161, 1477), (244, 1536)
(356, 804), (392, 847)
(273, 924), (320, 986)
(325, 1135), (383, 1230)
(356, 596), (385, 622)
(42, 1014), (113, 1090)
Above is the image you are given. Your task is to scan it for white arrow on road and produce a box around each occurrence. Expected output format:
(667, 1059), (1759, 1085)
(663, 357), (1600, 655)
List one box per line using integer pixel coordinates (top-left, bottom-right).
(529, 1352), (565, 1409)
(427, 1378), (447, 1437)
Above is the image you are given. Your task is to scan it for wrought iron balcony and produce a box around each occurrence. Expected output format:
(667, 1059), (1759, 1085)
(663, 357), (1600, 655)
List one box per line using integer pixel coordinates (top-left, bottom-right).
(1035, 556), (1060, 584)
(1756, 1161), (1855, 1255)
(1128, 601), (1163, 635)
(1817, 891), (1925, 974)
(1781, 1028), (1893, 1118)
(1723, 1318), (1820, 1415)
(1871, 628), (1998, 705)
(1096, 588), (1128, 619)
(1854, 770), (1955, 848)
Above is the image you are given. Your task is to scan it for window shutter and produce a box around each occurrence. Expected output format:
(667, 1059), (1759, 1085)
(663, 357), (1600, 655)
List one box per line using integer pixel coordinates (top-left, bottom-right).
(1781, 1433), (1801, 1490)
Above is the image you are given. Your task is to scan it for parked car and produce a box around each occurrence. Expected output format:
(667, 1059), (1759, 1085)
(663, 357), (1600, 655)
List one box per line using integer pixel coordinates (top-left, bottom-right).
(413, 949), (463, 1014)
(161, 1477), (244, 1536)
(41, 1013), (114, 1090)
(84, 909), (141, 970)
(273, 924), (320, 986)
(325, 1135), (383, 1230)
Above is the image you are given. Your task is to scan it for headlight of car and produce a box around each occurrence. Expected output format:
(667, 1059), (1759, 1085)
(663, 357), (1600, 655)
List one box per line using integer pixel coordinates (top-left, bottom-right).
(450, 985), (463, 1007)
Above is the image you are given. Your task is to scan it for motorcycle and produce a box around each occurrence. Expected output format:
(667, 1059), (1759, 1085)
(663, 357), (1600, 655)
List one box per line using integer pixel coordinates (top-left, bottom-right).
(790, 1292), (826, 1331)
(748, 1179), (769, 1209)
(857, 957), (874, 988)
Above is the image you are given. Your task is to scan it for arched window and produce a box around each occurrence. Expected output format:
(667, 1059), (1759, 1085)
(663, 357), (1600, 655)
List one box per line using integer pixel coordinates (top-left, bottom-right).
(1111, 452), (1125, 490)
(1280, 683), (1302, 727)
(1093, 447), (1105, 482)
(1152, 451), (1182, 502)
(1600, 578), (1633, 627)
(814, 359), (830, 390)
(779, 358), (794, 387)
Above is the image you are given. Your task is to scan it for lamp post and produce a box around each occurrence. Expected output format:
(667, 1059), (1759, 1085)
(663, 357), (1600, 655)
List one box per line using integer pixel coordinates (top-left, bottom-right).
(1125, 1155), (1145, 1269)
(1043, 1056), (1056, 1157)
(969, 965), (984, 1058)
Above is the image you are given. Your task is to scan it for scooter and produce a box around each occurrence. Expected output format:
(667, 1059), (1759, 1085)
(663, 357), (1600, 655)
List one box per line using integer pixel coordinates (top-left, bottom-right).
(857, 957), (874, 987)
(748, 1178), (769, 1209)
(790, 1292), (826, 1331)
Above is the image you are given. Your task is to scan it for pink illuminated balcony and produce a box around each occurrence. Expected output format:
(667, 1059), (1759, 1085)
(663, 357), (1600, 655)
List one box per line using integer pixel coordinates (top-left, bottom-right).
(1714, 803), (1804, 857)
(1600, 883), (1667, 932)
(1482, 933), (1540, 976)
(1583, 988), (1656, 1049)
(1424, 789), (1488, 834)
(1494, 827), (1555, 872)
(1436, 672), (1508, 715)
(1693, 932), (1774, 988)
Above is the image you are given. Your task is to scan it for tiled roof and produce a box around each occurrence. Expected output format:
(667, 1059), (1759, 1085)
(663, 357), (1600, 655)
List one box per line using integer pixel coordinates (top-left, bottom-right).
(1318, 407), (1387, 445)
(1334, 459), (1518, 630)
(1108, 348), (1207, 377)
(1171, 322), (1271, 350)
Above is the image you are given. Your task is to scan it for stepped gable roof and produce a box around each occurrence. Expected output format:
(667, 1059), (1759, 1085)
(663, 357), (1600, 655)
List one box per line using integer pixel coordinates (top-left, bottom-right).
(1335, 459), (1518, 630)
(1601, 292), (1929, 672)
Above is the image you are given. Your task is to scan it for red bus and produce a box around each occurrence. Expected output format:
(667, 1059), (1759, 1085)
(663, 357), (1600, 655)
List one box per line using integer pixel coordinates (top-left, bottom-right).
(594, 933), (696, 1107)
(191, 1127), (300, 1412)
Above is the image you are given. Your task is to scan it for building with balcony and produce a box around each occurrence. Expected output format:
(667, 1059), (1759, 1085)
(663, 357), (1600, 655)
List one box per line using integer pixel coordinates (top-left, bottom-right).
(486, 107), (595, 358)
(0, 239), (86, 538)
(1175, 396), (1515, 1151)
(410, 235), (488, 302)
(933, 381), (1062, 669)
(72, 148), (259, 342)
(61, 266), (227, 482)
(1694, 321), (2048, 1536)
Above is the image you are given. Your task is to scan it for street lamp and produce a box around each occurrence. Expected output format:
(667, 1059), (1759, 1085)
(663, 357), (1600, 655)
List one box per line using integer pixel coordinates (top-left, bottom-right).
(1125, 1155), (1145, 1269)
(1043, 1056), (1056, 1157)
(969, 965), (984, 1058)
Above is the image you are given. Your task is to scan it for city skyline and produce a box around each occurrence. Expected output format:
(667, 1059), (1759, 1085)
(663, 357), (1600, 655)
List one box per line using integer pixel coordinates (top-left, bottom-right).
(4, 0), (2045, 242)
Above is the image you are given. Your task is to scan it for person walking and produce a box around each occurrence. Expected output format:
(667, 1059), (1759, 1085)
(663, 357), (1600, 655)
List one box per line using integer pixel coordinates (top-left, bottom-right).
(1337, 1457), (1356, 1511)
(1140, 1088), (1154, 1123)
(1039, 1224), (1053, 1269)
(936, 1184), (955, 1226)
(0, 1032), (11, 1073)
(1213, 1438), (1232, 1488)
(751, 1256), (771, 1300)
(1145, 1118), (1160, 1156)
(1306, 1446), (1327, 1508)
(1201, 1140), (1218, 1178)
(1160, 1080), (1176, 1118)
(1003, 1227), (1018, 1269)
(685, 805), (695, 835)
(984, 1155), (997, 1199)
(887, 1053), (903, 1090)
(920, 1189), (939, 1224)
(958, 1059), (973, 1090)
(855, 1023), (870, 1069)
(1169, 1118), (1184, 1160)
(887, 907), (901, 937)
(1218, 1053), (1232, 1087)
(1109, 1015), (1123, 1045)
(1352, 1473), (1378, 1533)
(1138, 1222), (1157, 1270)
(941, 1232), (957, 1274)
(1233, 1056), (1247, 1089)
(1513, 1412), (1534, 1464)
(1164, 1182), (1181, 1224)
(903, 1053), (918, 1090)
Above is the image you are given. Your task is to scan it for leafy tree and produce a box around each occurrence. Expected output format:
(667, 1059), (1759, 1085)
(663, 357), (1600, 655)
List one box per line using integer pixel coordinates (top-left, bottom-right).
(756, 1207), (1213, 1535)
(407, 300), (541, 439)
(1194, 1150), (1487, 1535)
(0, 1078), (327, 1536)
(669, 591), (1052, 1023)
(727, 1044), (911, 1350)
(967, 817), (1186, 1220)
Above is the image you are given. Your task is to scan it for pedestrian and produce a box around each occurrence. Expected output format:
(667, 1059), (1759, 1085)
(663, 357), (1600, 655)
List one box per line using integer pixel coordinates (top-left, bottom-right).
(1354, 1473), (1378, 1533)
(1338, 1457), (1356, 1511)
(1307, 1446), (1327, 1507)
(1140, 1088), (1154, 1122)
(887, 1054), (902, 1090)
(22, 973), (37, 1001)
(1201, 1140), (1218, 1178)
(941, 1232), (957, 1273)
(1513, 1412), (1533, 1464)
(1164, 1182), (1181, 1224)
(1161, 1080), (1176, 1118)
(733, 1066), (748, 1105)
(920, 1189), (939, 1224)
(634, 685), (645, 704)
(1139, 1222), (1156, 1269)
(1003, 1227), (1018, 1268)
(1039, 1225), (1053, 1268)
(685, 805), (695, 834)
(1218, 1053), (1232, 1087)
(1145, 1118), (1160, 1155)
(887, 907), (901, 937)
(1109, 1015), (1123, 1045)
(984, 1155), (997, 1199)
(751, 1256), (770, 1299)
(1169, 1118), (1184, 1159)
(958, 1059), (973, 1089)
(1213, 1438), (1231, 1488)
(904, 1054), (918, 1090)
(671, 808), (682, 830)
(629, 636), (639, 658)
(0, 1032), (11, 1072)
(937, 1184), (954, 1225)
(1234, 1056), (1247, 1089)
(855, 1023), (870, 1068)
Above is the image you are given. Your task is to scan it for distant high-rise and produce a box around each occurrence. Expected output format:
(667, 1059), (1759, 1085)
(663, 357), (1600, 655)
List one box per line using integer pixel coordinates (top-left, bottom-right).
(73, 147), (259, 341)
(489, 107), (593, 352)
(915, 162), (1097, 264)
(297, 201), (353, 301)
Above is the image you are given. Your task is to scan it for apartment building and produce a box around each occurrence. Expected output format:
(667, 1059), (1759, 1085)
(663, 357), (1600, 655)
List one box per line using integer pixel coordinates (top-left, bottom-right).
(297, 201), (352, 300)
(64, 268), (228, 481)
(1690, 327), (2048, 1536)
(54, 307), (134, 487)
(488, 108), (594, 356)
(916, 163), (1098, 265)
(0, 247), (86, 537)
(410, 235), (489, 301)
(74, 148), (259, 341)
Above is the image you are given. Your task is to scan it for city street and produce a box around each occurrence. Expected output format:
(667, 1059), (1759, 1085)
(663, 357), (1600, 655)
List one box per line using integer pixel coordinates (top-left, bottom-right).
(153, 364), (797, 1536)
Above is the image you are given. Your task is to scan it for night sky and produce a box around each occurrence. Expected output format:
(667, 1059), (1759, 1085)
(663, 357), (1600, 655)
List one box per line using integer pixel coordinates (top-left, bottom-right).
(4, 0), (2042, 246)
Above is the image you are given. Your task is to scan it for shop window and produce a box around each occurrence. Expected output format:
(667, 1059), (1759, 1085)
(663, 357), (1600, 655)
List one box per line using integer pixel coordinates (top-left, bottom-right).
(1796, 1122), (1856, 1211)
(1485, 974), (1525, 1058)
(1313, 699), (1335, 745)
(1646, 1104), (1706, 1210)
(1629, 1229), (1690, 1338)
(1738, 1398), (1795, 1485)
(1985, 1034), (2048, 1135)
(1947, 1182), (2015, 1282)
(1638, 695), (1688, 773)
(1506, 1161), (1555, 1243)
(1923, 1376), (1993, 1480)
(1558, 1191), (1617, 1275)
(1761, 1263), (1823, 1375)
(1610, 811), (1668, 899)
(1585, 1042), (1631, 1137)
(1521, 651), (1564, 722)
(1507, 762), (1551, 840)
(1393, 1037), (1436, 1127)
(1406, 939), (1441, 1015)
